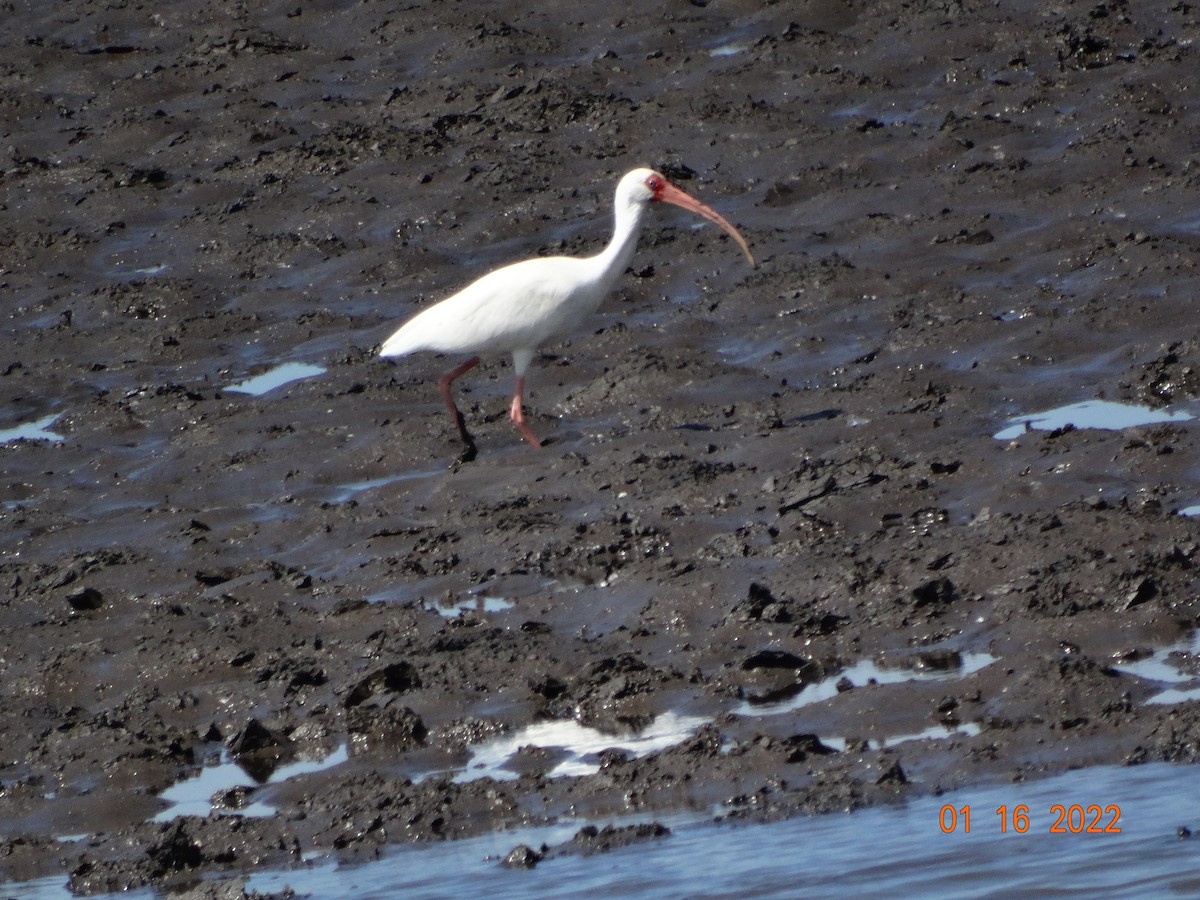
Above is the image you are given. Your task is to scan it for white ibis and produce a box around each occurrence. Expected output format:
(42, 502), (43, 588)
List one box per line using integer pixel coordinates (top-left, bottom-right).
(380, 167), (755, 460)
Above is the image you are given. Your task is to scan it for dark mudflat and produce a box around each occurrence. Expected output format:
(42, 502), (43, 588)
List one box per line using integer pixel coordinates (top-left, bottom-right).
(3, 0), (1200, 893)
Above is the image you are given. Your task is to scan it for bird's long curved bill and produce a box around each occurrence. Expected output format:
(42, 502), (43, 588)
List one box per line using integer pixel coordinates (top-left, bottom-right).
(657, 182), (756, 268)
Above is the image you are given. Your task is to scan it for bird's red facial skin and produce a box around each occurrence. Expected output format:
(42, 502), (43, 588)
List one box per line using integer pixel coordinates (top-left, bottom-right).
(645, 174), (665, 199)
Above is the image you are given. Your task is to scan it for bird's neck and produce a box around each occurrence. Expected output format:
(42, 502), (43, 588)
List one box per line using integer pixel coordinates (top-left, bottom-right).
(589, 194), (648, 286)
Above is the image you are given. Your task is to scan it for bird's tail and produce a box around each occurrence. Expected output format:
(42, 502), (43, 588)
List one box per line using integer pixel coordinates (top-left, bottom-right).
(379, 322), (422, 358)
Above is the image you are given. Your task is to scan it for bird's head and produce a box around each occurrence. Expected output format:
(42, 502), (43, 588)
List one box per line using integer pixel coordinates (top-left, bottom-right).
(618, 168), (755, 267)
(616, 167), (665, 206)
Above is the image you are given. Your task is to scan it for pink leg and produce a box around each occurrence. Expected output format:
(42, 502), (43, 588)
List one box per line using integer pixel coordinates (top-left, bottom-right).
(437, 356), (480, 460)
(509, 375), (542, 448)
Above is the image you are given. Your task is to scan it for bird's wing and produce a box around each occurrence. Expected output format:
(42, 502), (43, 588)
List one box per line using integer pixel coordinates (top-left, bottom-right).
(380, 256), (594, 358)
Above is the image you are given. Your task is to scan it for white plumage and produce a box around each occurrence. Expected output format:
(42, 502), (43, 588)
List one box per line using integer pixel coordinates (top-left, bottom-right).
(381, 255), (613, 363)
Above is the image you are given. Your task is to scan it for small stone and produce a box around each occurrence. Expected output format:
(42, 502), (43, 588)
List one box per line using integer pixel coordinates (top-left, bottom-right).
(501, 844), (541, 869)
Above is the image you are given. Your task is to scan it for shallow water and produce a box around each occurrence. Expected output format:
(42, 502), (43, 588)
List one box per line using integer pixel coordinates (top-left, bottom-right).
(237, 762), (1200, 897)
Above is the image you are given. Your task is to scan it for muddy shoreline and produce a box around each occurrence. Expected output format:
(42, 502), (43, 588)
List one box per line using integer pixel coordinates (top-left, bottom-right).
(4, 0), (1200, 894)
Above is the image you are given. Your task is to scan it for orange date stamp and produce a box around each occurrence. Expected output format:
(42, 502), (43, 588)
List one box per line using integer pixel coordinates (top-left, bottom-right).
(939, 803), (1122, 834)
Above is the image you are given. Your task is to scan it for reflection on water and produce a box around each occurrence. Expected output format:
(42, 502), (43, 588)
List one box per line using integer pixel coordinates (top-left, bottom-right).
(993, 399), (1194, 440)
(225, 362), (326, 396)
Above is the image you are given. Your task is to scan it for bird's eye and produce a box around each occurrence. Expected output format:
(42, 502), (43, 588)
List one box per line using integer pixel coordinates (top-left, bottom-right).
(645, 175), (662, 193)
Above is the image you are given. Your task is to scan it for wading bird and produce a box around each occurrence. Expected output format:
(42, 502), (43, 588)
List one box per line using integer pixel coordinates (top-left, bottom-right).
(380, 168), (755, 461)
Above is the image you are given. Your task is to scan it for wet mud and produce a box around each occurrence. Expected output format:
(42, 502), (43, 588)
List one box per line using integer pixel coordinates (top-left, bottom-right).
(4, 0), (1200, 894)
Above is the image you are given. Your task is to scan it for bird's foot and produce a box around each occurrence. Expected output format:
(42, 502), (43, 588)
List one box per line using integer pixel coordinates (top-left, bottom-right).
(514, 422), (543, 449)
(450, 440), (478, 469)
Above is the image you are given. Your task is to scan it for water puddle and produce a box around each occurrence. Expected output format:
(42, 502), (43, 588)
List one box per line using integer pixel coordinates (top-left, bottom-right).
(225, 362), (326, 396)
(1178, 505), (1200, 518)
(0, 413), (65, 444)
(822, 722), (982, 752)
(153, 744), (349, 821)
(734, 652), (996, 718)
(451, 712), (711, 783)
(1113, 632), (1200, 705)
(993, 399), (1194, 440)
